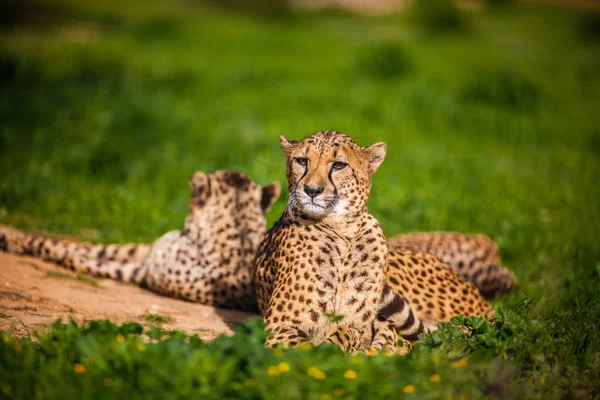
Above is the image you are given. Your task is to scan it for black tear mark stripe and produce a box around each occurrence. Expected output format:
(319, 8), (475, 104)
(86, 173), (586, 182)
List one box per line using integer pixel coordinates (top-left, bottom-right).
(293, 161), (310, 196)
(327, 164), (338, 195)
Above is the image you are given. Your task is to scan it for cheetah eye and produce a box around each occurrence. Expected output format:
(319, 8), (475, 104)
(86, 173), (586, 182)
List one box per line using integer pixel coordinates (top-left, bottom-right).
(295, 157), (308, 166)
(332, 161), (347, 171)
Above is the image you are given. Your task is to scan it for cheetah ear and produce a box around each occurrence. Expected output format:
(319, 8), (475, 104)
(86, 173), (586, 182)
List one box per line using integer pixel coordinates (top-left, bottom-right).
(279, 136), (299, 155)
(189, 171), (208, 195)
(361, 142), (387, 175)
(261, 181), (281, 212)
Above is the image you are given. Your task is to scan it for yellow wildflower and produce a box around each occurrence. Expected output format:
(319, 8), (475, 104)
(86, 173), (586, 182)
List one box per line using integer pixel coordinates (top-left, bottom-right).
(137, 343), (146, 352)
(430, 374), (441, 382)
(320, 395), (332, 400)
(314, 370), (326, 380)
(344, 370), (357, 380)
(116, 334), (125, 342)
(299, 342), (313, 350)
(365, 347), (378, 356)
(539, 377), (546, 385)
(244, 379), (256, 387)
(402, 384), (415, 394)
(431, 354), (440, 364)
(267, 366), (280, 376)
(308, 367), (326, 380)
(451, 358), (468, 368)
(74, 363), (86, 374)
(277, 362), (291, 373)
(13, 341), (22, 352)
(3, 336), (9, 344)
(103, 378), (114, 387)
(333, 388), (345, 396)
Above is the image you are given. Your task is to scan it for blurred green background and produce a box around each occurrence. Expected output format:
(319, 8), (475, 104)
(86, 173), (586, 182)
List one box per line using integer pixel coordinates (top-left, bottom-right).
(1, 0), (599, 314)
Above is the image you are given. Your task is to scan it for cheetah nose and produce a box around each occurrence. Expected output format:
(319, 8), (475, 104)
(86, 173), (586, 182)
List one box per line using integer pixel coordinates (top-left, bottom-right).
(303, 185), (324, 198)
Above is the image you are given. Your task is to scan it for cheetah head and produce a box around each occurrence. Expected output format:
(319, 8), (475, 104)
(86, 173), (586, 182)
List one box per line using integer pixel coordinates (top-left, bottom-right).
(187, 169), (280, 228)
(279, 130), (386, 220)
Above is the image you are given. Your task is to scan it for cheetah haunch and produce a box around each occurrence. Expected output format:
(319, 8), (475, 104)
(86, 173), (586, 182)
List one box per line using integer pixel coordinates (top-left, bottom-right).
(0, 170), (280, 311)
(387, 232), (518, 298)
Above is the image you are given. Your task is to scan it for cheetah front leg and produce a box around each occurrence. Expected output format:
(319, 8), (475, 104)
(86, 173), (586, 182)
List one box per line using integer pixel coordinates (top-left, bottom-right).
(264, 325), (309, 348)
(323, 325), (363, 353)
(264, 324), (362, 352)
(370, 319), (413, 355)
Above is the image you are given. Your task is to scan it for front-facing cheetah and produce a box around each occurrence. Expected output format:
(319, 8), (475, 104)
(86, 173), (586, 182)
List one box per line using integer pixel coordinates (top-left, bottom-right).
(254, 131), (420, 352)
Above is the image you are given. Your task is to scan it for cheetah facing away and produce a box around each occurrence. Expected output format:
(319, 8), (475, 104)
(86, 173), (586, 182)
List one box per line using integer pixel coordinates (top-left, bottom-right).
(0, 170), (280, 311)
(253, 130), (494, 352)
(388, 232), (518, 298)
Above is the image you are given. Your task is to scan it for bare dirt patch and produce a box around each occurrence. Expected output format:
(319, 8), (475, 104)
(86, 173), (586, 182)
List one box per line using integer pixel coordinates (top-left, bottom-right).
(0, 252), (257, 340)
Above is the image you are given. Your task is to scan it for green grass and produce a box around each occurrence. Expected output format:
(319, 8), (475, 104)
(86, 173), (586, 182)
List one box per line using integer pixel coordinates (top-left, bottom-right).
(0, 0), (599, 398)
(45, 270), (101, 288)
(20, 261), (41, 271)
(144, 313), (172, 324)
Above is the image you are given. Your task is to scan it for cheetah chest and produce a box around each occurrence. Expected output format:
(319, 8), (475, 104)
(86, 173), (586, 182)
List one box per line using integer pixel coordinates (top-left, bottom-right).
(276, 225), (386, 340)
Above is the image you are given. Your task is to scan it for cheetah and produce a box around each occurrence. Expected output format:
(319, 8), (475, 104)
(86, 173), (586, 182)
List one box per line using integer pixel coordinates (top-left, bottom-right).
(387, 232), (518, 298)
(253, 130), (494, 352)
(254, 130), (421, 352)
(0, 170), (280, 311)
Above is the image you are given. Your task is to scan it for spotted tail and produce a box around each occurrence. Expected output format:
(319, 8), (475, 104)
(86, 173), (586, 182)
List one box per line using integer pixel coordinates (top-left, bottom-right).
(377, 285), (427, 341)
(0, 225), (151, 284)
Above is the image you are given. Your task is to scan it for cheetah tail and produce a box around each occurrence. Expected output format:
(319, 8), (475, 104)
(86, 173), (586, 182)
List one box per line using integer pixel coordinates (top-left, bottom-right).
(479, 265), (520, 299)
(0, 225), (151, 284)
(378, 285), (427, 341)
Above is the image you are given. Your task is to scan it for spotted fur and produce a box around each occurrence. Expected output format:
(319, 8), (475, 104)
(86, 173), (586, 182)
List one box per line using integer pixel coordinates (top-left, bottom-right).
(0, 170), (280, 311)
(254, 130), (424, 353)
(388, 232), (518, 298)
(386, 249), (494, 331)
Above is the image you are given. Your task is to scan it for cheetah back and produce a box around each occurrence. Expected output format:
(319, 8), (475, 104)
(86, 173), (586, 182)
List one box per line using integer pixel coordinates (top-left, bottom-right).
(387, 232), (518, 298)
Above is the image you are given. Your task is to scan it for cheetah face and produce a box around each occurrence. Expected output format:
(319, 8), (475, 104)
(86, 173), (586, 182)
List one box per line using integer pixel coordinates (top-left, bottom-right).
(279, 130), (386, 220)
(188, 170), (280, 222)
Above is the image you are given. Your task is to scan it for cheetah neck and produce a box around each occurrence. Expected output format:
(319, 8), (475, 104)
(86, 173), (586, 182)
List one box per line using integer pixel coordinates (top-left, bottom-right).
(185, 203), (267, 274)
(284, 206), (367, 243)
(183, 208), (213, 243)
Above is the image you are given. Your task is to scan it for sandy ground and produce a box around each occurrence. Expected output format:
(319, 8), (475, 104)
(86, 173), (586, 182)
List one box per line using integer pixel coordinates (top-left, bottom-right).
(0, 252), (257, 340)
